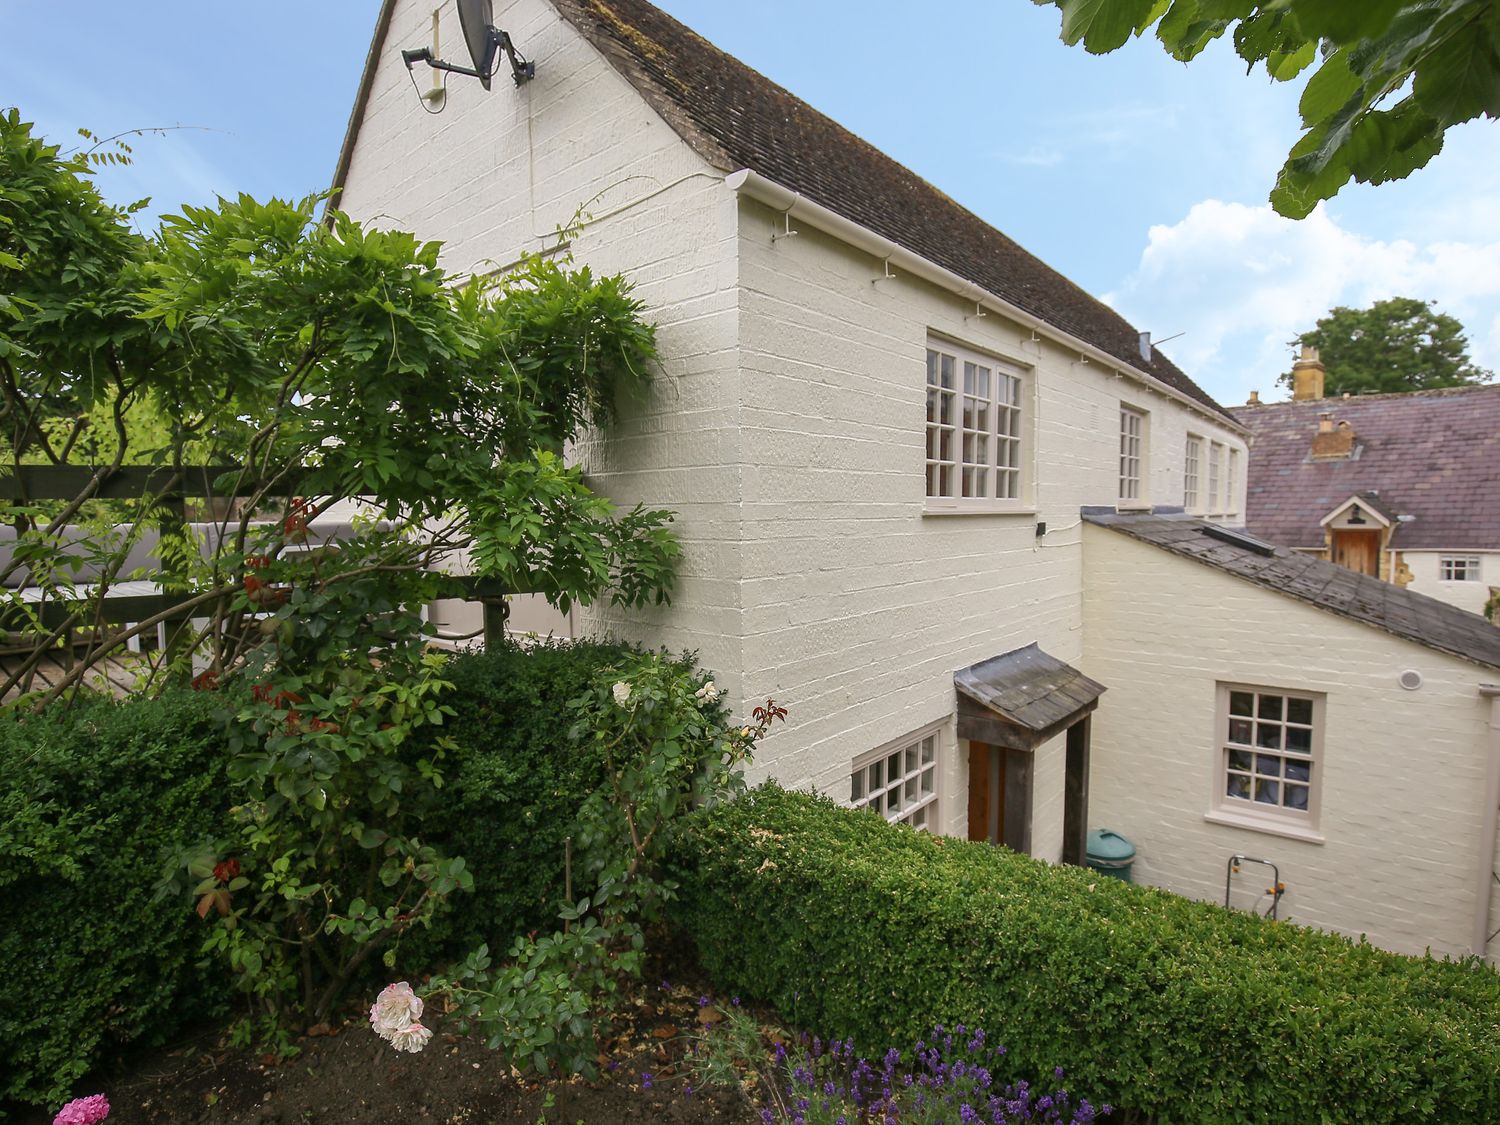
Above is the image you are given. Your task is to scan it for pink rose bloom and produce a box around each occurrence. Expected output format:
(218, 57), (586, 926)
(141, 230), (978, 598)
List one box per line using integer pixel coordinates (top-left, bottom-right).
(369, 981), (424, 1041)
(53, 1094), (110, 1125)
(387, 1022), (433, 1054)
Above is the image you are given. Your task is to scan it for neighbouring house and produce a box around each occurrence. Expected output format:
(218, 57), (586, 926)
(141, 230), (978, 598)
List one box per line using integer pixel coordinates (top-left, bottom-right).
(333, 0), (1500, 962)
(1233, 346), (1500, 617)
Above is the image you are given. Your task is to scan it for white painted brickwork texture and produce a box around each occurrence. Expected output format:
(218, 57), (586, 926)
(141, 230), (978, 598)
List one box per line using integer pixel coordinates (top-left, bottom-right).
(1082, 524), (1495, 959)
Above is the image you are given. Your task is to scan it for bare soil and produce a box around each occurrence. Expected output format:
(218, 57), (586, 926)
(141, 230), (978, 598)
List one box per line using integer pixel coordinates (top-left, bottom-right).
(13, 979), (759, 1125)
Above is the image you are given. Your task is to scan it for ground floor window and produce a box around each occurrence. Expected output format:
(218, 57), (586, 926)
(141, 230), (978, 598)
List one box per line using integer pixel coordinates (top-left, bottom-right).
(1217, 684), (1321, 821)
(1440, 555), (1482, 581)
(851, 726), (939, 829)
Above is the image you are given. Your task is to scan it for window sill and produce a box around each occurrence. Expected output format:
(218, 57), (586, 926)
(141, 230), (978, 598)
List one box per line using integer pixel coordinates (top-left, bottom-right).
(922, 506), (1037, 518)
(1203, 808), (1324, 845)
(1115, 503), (1151, 513)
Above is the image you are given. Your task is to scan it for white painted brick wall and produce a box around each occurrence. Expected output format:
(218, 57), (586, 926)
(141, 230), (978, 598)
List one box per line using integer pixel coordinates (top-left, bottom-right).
(732, 199), (1245, 839)
(1403, 550), (1499, 616)
(341, 1), (1259, 865)
(1082, 523), (1495, 959)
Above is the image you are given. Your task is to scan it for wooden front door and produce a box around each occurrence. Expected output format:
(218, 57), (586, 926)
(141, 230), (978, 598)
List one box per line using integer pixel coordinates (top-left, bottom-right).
(1331, 529), (1381, 576)
(967, 741), (1005, 845)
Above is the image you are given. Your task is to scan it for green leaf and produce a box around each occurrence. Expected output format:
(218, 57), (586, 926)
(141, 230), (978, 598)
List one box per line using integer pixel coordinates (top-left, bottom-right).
(1288, 0), (1405, 44)
(1268, 39), (1316, 81)
(1299, 50), (1362, 128)
(1412, 12), (1500, 123)
(1056, 0), (1161, 53)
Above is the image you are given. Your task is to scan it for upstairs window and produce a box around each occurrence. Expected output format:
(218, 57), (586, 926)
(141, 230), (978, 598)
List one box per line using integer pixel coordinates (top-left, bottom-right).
(926, 343), (1025, 509)
(1225, 448), (1240, 516)
(1184, 435), (1203, 512)
(1119, 406), (1146, 505)
(1440, 556), (1482, 581)
(1208, 441), (1225, 516)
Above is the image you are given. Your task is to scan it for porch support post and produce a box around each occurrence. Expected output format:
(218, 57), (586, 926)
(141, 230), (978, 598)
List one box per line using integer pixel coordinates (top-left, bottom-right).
(1062, 715), (1091, 867)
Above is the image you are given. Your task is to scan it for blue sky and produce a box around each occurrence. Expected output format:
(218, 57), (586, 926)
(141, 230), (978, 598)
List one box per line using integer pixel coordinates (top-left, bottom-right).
(5, 0), (1498, 405)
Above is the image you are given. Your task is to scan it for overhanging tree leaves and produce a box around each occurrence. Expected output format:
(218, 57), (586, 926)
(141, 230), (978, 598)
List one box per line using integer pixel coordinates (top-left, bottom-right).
(1284, 295), (1493, 394)
(1033, 1), (1500, 217)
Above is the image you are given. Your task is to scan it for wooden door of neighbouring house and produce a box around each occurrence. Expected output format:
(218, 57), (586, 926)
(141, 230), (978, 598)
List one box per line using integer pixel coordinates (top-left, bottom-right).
(1331, 529), (1381, 576)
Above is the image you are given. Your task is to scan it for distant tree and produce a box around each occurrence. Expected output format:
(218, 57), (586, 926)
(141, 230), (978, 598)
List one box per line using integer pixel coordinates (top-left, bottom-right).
(1282, 297), (1493, 395)
(1032, 1), (1500, 218)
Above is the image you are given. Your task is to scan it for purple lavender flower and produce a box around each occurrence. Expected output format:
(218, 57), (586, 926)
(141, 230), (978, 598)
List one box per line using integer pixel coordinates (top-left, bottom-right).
(640, 1072), (653, 1090)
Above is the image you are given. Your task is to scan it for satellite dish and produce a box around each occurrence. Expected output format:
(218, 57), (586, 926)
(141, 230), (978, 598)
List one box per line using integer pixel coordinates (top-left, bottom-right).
(400, 0), (535, 95)
(457, 0), (499, 91)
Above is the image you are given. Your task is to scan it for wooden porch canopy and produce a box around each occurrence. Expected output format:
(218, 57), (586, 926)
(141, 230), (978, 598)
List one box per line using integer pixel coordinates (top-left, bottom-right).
(955, 643), (1105, 751)
(956, 643), (1105, 863)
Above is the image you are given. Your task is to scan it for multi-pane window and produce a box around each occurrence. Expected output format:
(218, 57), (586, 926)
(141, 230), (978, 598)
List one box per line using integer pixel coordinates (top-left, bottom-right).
(1221, 687), (1318, 817)
(1184, 436), (1203, 511)
(1207, 441), (1224, 515)
(1118, 407), (1145, 503)
(1225, 448), (1240, 516)
(1440, 556), (1482, 581)
(926, 344), (1024, 506)
(851, 729), (939, 829)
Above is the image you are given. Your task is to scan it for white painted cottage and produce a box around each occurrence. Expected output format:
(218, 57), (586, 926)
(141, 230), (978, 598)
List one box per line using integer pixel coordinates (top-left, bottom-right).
(335, 0), (1500, 963)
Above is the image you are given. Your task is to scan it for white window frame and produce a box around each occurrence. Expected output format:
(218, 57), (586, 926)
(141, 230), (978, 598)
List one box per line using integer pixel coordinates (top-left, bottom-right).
(1225, 447), (1240, 517)
(1207, 441), (1225, 516)
(1118, 405), (1148, 507)
(1184, 435), (1203, 513)
(1439, 555), (1482, 581)
(851, 723), (941, 830)
(1206, 683), (1325, 842)
(925, 340), (1028, 513)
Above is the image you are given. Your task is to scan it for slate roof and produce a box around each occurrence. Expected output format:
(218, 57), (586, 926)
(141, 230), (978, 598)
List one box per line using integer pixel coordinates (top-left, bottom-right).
(954, 643), (1106, 731)
(1229, 384), (1500, 550)
(332, 0), (1236, 425)
(1083, 510), (1500, 671)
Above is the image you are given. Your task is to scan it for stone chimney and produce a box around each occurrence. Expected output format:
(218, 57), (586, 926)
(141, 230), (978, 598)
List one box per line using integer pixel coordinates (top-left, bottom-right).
(1246, 389), (1261, 406)
(1311, 414), (1356, 460)
(1291, 344), (1326, 401)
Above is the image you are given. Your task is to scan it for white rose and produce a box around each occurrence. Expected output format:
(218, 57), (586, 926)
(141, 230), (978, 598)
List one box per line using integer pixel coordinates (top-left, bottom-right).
(612, 681), (632, 707)
(370, 981), (423, 1041)
(387, 1022), (433, 1053)
(694, 680), (719, 702)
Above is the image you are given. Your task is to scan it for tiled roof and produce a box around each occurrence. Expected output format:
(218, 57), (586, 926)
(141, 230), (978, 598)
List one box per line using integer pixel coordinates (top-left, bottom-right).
(1083, 510), (1500, 671)
(1229, 384), (1500, 550)
(541, 0), (1235, 424)
(955, 643), (1106, 733)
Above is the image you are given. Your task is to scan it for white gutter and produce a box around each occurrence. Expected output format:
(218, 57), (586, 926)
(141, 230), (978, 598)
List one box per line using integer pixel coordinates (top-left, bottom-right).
(724, 168), (1247, 437)
(1475, 684), (1500, 959)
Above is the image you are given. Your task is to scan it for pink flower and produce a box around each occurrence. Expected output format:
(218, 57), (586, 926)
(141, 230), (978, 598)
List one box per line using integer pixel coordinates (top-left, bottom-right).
(53, 1094), (110, 1125)
(369, 981), (424, 1042)
(387, 1021), (433, 1053)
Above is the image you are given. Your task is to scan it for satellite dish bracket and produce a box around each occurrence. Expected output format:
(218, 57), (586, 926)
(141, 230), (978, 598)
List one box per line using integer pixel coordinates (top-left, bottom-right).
(402, 27), (535, 89)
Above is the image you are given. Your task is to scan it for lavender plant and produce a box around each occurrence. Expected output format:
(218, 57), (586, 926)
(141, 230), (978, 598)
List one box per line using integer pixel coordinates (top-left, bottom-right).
(683, 1002), (1109, 1125)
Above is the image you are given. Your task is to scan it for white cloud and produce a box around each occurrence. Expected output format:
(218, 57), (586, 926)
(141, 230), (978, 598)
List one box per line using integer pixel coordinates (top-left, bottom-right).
(1108, 199), (1500, 404)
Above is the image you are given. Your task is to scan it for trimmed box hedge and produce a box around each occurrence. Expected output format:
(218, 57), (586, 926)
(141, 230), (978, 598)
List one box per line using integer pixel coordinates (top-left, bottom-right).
(402, 638), (644, 961)
(669, 784), (1500, 1124)
(0, 692), (232, 1108)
